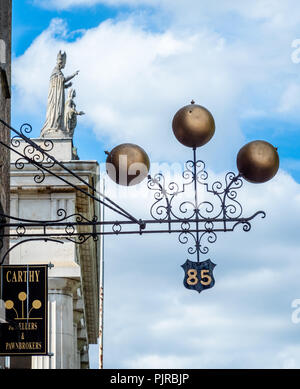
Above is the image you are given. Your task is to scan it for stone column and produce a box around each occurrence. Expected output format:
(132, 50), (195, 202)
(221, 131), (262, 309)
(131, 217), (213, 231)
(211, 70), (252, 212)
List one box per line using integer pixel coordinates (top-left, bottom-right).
(73, 291), (85, 369)
(32, 277), (80, 369)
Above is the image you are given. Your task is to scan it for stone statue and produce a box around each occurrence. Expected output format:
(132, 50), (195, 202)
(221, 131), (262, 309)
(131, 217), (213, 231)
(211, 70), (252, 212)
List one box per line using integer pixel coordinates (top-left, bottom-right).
(64, 88), (85, 138)
(40, 51), (80, 138)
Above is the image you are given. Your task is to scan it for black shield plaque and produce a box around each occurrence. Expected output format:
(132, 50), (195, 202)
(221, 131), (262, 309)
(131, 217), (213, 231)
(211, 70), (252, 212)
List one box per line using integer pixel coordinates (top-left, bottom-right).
(0, 265), (48, 356)
(181, 259), (216, 294)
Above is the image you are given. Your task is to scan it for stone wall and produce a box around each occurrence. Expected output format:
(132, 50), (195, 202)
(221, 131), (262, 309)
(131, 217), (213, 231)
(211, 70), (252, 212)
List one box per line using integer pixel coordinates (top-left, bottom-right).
(0, 0), (11, 263)
(0, 0), (11, 370)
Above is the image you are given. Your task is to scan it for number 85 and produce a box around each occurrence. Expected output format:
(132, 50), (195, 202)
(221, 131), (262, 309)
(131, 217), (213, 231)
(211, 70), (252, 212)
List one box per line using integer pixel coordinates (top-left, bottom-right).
(187, 269), (212, 286)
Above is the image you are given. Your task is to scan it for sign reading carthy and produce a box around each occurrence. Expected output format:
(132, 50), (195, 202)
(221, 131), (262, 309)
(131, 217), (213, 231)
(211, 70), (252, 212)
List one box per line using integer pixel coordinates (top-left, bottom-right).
(0, 265), (48, 356)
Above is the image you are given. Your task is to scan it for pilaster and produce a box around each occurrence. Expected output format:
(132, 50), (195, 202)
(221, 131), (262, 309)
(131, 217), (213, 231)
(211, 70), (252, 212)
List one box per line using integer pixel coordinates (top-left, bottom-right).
(32, 277), (80, 369)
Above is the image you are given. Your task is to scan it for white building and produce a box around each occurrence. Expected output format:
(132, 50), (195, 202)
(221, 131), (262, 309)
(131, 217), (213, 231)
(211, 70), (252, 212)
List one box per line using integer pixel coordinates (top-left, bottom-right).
(9, 137), (101, 369)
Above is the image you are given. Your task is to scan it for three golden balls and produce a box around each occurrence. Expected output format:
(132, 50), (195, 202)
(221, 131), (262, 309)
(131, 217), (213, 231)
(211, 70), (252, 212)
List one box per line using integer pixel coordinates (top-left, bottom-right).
(105, 104), (279, 187)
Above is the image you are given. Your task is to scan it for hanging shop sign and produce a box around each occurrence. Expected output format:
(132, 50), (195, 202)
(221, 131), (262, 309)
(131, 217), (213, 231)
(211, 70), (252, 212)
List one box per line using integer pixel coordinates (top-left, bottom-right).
(182, 259), (216, 294)
(0, 264), (48, 356)
(0, 100), (280, 294)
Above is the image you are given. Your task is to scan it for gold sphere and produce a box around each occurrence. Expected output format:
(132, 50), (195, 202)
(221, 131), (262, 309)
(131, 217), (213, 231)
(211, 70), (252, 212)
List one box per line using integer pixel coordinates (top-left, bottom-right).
(18, 292), (27, 302)
(32, 300), (42, 310)
(172, 102), (215, 148)
(237, 140), (279, 184)
(106, 143), (150, 186)
(5, 300), (14, 310)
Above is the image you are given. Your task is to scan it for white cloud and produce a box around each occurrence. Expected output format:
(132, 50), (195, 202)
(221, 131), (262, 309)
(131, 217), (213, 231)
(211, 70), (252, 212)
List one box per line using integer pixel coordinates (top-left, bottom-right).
(15, 0), (300, 162)
(13, 10), (298, 169)
(98, 168), (300, 369)
(12, 1), (300, 369)
(34, 0), (157, 10)
(125, 354), (194, 369)
(278, 83), (300, 113)
(33, 0), (300, 38)
(276, 346), (300, 369)
(13, 17), (250, 167)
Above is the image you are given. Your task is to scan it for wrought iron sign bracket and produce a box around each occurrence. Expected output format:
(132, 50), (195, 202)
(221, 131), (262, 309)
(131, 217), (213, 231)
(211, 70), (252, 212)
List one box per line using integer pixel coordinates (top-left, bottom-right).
(0, 100), (280, 293)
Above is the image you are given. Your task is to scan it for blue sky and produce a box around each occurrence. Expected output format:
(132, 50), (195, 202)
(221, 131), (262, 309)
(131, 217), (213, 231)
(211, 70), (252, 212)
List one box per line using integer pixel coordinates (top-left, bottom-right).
(11, 0), (300, 369)
(12, 1), (300, 182)
(13, 2), (124, 57)
(12, 1), (125, 163)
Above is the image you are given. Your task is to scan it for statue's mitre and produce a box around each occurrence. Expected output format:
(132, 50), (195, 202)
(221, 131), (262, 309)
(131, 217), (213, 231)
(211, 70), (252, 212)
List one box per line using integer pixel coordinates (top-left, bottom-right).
(57, 50), (66, 64)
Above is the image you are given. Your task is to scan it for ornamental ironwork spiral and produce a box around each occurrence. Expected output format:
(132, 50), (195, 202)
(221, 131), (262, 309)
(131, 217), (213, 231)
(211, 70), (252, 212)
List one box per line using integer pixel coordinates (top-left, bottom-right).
(148, 150), (264, 261)
(12, 124), (56, 184)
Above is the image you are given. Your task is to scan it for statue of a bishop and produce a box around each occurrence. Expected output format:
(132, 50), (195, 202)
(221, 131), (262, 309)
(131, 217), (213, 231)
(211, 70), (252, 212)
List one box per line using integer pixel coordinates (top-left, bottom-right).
(40, 51), (79, 138)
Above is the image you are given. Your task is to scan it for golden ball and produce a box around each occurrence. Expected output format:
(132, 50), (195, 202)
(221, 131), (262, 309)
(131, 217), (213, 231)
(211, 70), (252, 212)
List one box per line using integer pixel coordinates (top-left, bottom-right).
(237, 140), (279, 183)
(172, 102), (215, 148)
(18, 292), (27, 302)
(106, 143), (150, 186)
(5, 300), (14, 310)
(32, 300), (42, 310)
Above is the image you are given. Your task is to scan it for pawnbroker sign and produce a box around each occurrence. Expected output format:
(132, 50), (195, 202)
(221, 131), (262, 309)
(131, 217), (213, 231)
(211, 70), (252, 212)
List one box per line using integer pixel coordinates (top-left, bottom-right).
(0, 265), (48, 356)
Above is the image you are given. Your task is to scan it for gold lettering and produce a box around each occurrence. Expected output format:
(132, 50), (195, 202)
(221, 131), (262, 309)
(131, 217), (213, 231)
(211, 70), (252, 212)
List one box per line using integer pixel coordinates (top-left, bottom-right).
(18, 271), (23, 282)
(18, 322), (38, 331)
(5, 269), (41, 283)
(35, 271), (40, 282)
(6, 271), (11, 282)
(5, 341), (43, 351)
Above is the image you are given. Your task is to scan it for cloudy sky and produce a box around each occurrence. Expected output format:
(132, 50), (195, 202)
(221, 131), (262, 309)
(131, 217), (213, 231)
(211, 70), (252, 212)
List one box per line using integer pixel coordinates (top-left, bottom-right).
(11, 0), (300, 369)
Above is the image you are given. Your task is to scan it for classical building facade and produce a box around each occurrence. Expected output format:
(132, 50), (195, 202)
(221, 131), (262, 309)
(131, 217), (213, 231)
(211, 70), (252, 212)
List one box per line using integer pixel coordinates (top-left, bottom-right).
(9, 138), (101, 369)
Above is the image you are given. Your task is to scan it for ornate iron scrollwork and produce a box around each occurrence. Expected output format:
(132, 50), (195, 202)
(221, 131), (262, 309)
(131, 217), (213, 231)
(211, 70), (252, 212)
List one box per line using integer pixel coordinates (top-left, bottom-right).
(12, 124), (56, 184)
(147, 148), (265, 261)
(0, 120), (266, 267)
